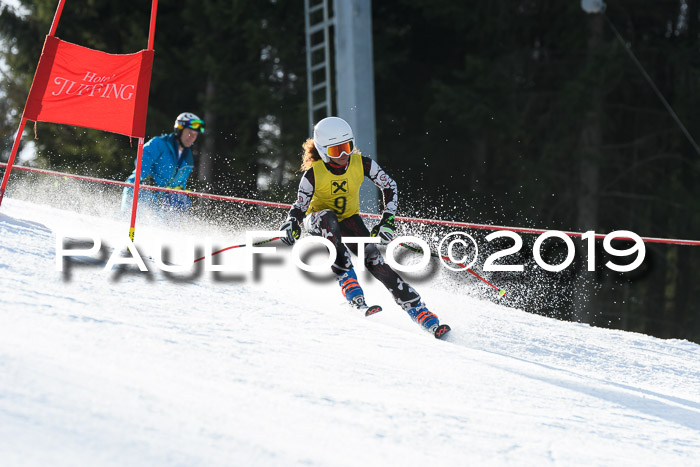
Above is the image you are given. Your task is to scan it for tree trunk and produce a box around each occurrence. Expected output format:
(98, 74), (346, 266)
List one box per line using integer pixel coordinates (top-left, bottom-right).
(471, 139), (487, 192)
(573, 12), (604, 324)
(198, 77), (216, 189)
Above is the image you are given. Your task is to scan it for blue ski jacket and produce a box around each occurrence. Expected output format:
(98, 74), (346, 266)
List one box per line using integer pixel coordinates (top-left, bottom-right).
(121, 133), (194, 212)
(126, 133), (194, 188)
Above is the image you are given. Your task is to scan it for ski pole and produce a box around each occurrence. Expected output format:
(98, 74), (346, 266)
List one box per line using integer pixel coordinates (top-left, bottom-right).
(399, 242), (506, 296)
(193, 237), (281, 263)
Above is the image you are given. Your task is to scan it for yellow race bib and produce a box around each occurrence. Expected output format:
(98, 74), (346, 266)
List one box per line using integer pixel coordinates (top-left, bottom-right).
(307, 153), (364, 221)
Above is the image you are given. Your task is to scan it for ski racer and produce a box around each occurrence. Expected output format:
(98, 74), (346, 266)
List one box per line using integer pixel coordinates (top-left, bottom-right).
(279, 116), (449, 337)
(121, 112), (205, 212)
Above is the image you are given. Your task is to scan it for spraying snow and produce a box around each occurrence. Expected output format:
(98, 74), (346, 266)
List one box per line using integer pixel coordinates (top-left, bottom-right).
(1, 194), (699, 466)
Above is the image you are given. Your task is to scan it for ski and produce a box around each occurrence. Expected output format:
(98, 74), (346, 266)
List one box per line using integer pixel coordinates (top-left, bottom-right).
(433, 324), (451, 339)
(347, 296), (381, 317)
(363, 305), (382, 316)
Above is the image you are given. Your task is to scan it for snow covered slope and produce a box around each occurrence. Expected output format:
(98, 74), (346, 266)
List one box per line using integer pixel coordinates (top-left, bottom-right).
(1, 197), (699, 466)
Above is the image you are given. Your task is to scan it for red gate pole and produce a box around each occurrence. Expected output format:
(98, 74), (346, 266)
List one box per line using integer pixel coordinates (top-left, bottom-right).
(0, 119), (28, 207)
(148, 0), (158, 49)
(48, 0), (67, 36)
(0, 0), (66, 208)
(127, 0), (158, 241)
(128, 138), (145, 241)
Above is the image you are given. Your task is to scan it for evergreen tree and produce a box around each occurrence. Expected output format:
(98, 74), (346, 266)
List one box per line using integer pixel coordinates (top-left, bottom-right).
(0, 0), (307, 197)
(1, 0), (699, 341)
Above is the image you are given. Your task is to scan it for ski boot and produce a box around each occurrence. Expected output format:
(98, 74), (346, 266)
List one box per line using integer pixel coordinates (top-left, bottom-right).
(406, 302), (450, 339)
(337, 269), (381, 316)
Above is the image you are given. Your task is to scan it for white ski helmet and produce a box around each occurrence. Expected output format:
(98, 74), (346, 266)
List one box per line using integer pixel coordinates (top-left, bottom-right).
(313, 116), (355, 162)
(174, 112), (205, 134)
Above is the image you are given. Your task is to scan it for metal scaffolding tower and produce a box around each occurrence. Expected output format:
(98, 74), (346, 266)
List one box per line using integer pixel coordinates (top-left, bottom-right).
(304, 0), (334, 129)
(304, 0), (379, 213)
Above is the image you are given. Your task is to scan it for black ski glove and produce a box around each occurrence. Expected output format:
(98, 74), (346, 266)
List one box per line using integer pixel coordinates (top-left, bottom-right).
(371, 212), (396, 244)
(280, 218), (301, 246)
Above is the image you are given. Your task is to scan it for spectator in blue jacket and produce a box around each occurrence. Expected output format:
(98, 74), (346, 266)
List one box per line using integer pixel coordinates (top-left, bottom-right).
(121, 112), (205, 212)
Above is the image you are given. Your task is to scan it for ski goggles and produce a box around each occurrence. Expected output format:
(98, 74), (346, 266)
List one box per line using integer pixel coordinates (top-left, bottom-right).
(179, 118), (205, 133)
(326, 140), (354, 158)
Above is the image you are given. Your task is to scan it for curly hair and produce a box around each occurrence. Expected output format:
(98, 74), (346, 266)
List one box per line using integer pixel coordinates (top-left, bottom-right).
(300, 138), (321, 171)
(300, 138), (361, 171)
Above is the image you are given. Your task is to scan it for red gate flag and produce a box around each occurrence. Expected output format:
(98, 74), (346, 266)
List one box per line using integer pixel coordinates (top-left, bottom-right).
(24, 35), (154, 138)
